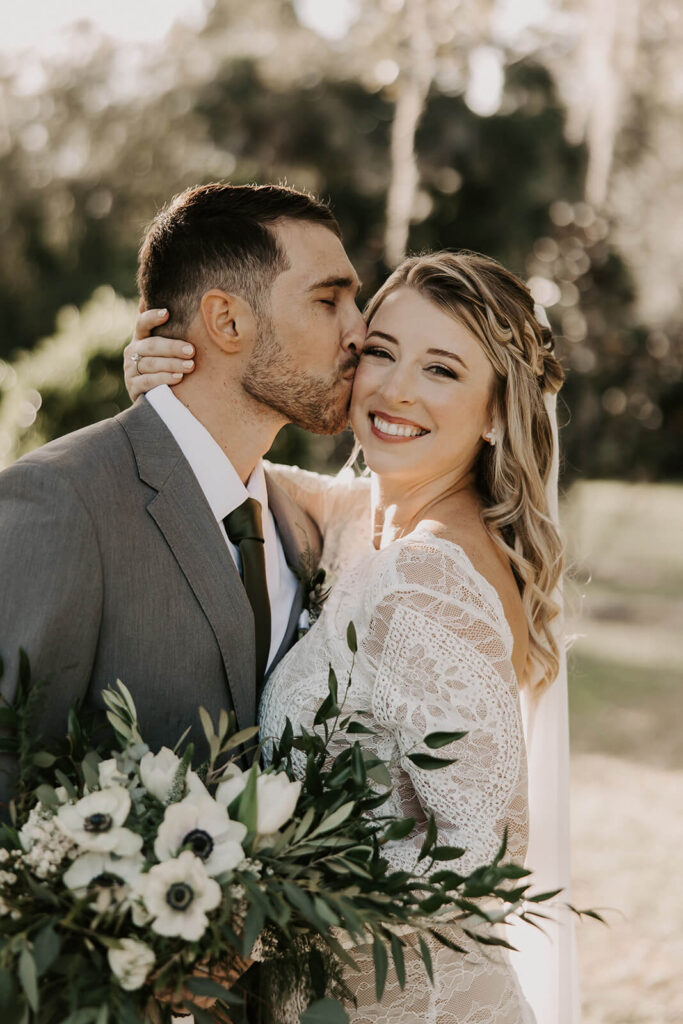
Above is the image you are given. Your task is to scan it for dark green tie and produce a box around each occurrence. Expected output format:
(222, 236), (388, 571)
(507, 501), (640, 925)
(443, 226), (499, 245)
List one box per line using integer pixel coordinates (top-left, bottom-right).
(224, 498), (272, 685)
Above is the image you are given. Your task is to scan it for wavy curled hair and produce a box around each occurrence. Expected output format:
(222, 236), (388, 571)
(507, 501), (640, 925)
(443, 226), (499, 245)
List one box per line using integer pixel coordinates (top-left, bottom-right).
(363, 251), (565, 693)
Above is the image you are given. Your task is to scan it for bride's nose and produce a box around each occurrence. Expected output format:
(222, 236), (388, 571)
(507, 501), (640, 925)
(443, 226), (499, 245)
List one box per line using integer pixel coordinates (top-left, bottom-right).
(378, 362), (416, 406)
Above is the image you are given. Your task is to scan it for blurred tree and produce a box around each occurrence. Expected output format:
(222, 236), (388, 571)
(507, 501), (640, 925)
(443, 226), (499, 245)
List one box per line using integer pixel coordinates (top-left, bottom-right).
(0, 0), (679, 480)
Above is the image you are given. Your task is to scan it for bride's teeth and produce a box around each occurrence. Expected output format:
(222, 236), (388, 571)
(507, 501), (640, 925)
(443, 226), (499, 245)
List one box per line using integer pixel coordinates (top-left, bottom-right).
(373, 415), (424, 438)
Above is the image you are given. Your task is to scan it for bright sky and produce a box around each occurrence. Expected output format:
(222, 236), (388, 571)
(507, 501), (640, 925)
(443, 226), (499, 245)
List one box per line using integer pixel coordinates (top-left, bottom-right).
(0, 0), (358, 56)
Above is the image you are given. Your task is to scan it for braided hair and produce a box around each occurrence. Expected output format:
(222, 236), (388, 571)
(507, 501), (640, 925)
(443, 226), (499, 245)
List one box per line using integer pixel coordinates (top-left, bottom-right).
(364, 250), (564, 692)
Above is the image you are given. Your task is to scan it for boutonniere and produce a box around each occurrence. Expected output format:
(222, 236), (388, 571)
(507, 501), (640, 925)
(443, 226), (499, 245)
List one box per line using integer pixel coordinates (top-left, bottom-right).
(295, 546), (331, 638)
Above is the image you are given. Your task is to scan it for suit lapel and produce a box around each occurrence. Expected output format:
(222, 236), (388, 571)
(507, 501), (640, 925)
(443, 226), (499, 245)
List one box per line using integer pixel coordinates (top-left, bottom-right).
(265, 472), (322, 675)
(118, 400), (256, 730)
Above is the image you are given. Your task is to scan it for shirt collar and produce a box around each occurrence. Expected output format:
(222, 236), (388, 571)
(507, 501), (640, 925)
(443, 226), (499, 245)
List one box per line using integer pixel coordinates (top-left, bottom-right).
(145, 385), (268, 523)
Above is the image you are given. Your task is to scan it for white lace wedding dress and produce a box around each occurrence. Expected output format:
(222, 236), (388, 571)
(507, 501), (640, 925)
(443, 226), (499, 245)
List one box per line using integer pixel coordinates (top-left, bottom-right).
(259, 465), (536, 1024)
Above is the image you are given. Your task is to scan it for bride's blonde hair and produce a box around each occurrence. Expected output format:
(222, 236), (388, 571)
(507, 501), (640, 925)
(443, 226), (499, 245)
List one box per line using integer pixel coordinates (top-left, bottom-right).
(364, 250), (564, 692)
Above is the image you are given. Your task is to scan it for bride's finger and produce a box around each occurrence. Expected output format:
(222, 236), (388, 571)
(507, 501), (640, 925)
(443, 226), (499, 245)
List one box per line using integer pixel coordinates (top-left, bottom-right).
(132, 336), (194, 360)
(136, 355), (195, 376)
(128, 370), (183, 402)
(133, 307), (169, 340)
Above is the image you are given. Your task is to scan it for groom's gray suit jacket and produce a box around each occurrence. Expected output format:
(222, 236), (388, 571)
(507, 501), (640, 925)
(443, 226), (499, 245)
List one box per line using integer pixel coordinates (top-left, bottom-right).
(0, 398), (320, 808)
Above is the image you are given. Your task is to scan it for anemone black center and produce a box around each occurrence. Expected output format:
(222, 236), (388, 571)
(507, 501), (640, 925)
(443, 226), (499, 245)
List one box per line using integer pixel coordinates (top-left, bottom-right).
(166, 882), (194, 911)
(84, 813), (113, 833)
(183, 828), (214, 860)
(90, 872), (123, 888)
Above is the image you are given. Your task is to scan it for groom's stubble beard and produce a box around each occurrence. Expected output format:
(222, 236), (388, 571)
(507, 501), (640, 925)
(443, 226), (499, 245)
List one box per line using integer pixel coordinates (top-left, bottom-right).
(241, 312), (356, 436)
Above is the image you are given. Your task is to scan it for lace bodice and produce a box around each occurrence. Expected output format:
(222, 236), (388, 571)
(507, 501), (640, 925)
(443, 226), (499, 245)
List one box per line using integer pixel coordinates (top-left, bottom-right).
(260, 464), (534, 1024)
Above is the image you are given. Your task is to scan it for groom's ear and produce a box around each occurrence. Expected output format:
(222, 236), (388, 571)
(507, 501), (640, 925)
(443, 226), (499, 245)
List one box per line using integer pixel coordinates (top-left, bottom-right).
(199, 290), (257, 354)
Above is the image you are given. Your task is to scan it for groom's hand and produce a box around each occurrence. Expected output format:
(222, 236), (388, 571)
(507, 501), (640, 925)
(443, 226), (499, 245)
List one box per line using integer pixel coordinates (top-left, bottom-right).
(124, 304), (195, 402)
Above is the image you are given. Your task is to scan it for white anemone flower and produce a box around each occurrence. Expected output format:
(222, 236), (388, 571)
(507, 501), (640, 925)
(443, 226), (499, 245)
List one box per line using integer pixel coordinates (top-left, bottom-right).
(216, 767), (301, 835)
(254, 773), (302, 835)
(139, 747), (208, 803)
(215, 764), (247, 808)
(56, 785), (142, 855)
(154, 795), (246, 876)
(108, 938), (155, 991)
(63, 851), (144, 892)
(138, 850), (221, 941)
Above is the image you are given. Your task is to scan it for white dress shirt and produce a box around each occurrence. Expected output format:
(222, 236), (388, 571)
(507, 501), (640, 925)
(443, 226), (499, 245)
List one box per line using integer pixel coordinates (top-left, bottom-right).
(146, 386), (298, 670)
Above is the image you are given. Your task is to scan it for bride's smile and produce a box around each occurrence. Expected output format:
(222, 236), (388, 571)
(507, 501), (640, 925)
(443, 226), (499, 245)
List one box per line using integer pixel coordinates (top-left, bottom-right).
(350, 286), (495, 491)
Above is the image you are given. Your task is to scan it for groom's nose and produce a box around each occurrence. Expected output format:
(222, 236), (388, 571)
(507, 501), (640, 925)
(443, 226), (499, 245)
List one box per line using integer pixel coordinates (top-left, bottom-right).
(341, 305), (366, 354)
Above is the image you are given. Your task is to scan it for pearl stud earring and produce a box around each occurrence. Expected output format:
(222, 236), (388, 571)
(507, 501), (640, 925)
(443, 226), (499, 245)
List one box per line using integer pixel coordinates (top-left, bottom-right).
(484, 429), (497, 446)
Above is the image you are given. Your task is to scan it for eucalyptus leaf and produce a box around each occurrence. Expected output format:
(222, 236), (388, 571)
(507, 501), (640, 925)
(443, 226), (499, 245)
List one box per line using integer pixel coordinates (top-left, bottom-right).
(327, 665), (338, 704)
(418, 935), (434, 985)
(423, 730), (468, 749)
(35, 784), (60, 811)
(54, 769), (78, 799)
(372, 935), (388, 1000)
(346, 622), (358, 654)
(185, 977), (243, 1006)
(241, 902), (265, 956)
(381, 818), (415, 842)
(345, 721), (375, 735)
(429, 929), (468, 955)
(32, 751), (56, 768)
(114, 679), (138, 721)
(389, 934), (406, 989)
(105, 711), (131, 741)
(222, 725), (260, 754)
(431, 846), (466, 861)
(18, 948), (38, 1012)
(32, 922), (60, 976)
(418, 814), (437, 862)
(366, 763), (392, 787)
(198, 706), (216, 746)
(406, 753), (458, 771)
(293, 806), (316, 842)
(299, 997), (350, 1024)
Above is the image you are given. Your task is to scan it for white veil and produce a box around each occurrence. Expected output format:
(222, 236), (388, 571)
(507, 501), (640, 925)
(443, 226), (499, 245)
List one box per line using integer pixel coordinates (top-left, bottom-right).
(509, 389), (581, 1023)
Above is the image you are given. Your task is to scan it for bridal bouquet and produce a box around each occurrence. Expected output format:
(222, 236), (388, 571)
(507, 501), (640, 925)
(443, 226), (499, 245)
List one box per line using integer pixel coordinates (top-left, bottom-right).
(0, 631), (558, 1024)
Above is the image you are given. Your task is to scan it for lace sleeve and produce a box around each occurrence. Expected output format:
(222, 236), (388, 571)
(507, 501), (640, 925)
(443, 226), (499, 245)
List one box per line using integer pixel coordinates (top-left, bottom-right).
(362, 534), (528, 875)
(264, 461), (371, 539)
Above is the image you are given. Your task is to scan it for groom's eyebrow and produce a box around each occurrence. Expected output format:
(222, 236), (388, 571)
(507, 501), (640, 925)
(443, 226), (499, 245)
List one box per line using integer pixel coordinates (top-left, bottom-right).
(308, 275), (361, 295)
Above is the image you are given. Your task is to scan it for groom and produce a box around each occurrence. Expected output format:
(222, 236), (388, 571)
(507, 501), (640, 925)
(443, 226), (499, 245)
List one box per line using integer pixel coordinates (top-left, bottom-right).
(0, 182), (364, 809)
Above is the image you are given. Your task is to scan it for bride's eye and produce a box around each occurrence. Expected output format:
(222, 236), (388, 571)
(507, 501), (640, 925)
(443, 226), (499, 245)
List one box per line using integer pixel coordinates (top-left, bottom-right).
(319, 298), (336, 308)
(362, 345), (392, 359)
(427, 363), (458, 379)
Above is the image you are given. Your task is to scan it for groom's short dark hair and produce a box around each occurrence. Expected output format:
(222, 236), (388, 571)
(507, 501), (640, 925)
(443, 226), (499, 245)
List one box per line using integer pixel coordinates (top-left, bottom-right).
(137, 182), (341, 332)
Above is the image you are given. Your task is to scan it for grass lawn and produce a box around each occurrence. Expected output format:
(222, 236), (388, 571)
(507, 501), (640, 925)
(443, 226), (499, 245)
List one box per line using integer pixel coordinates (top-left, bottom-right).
(563, 481), (683, 1023)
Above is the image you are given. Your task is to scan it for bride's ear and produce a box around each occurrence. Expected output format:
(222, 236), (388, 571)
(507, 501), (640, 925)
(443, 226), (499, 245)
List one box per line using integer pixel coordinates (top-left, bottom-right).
(199, 290), (257, 355)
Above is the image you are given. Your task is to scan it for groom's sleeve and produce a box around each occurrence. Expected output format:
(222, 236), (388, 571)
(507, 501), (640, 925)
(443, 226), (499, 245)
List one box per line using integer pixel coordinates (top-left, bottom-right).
(0, 458), (103, 814)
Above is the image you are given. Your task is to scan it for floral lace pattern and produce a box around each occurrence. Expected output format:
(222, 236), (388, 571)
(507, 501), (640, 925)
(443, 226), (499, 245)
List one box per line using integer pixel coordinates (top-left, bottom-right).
(260, 466), (535, 1023)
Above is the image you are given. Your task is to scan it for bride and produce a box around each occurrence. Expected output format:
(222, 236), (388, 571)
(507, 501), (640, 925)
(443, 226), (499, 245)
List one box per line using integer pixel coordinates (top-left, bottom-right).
(125, 250), (577, 1023)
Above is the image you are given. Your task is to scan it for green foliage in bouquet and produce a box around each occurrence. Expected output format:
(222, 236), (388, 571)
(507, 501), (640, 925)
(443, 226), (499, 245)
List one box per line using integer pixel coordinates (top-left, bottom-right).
(0, 629), (574, 1024)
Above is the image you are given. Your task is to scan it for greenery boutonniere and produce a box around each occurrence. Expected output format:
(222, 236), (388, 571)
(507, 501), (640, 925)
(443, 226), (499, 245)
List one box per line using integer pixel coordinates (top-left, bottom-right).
(296, 546), (331, 638)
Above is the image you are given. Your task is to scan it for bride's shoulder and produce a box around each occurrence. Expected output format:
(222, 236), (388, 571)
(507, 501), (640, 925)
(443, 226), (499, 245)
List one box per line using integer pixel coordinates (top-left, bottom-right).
(372, 519), (514, 614)
(371, 522), (482, 589)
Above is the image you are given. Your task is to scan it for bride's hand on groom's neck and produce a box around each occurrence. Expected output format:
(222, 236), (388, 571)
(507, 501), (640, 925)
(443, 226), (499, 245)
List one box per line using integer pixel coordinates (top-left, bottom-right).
(124, 306), (195, 402)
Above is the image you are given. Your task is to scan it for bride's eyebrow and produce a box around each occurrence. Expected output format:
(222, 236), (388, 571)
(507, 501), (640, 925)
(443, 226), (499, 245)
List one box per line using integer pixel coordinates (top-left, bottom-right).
(427, 346), (469, 370)
(365, 330), (398, 344)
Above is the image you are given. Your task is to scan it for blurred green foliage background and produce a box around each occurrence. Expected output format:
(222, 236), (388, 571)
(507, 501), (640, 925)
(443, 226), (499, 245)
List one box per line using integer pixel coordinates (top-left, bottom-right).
(0, 0), (681, 481)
